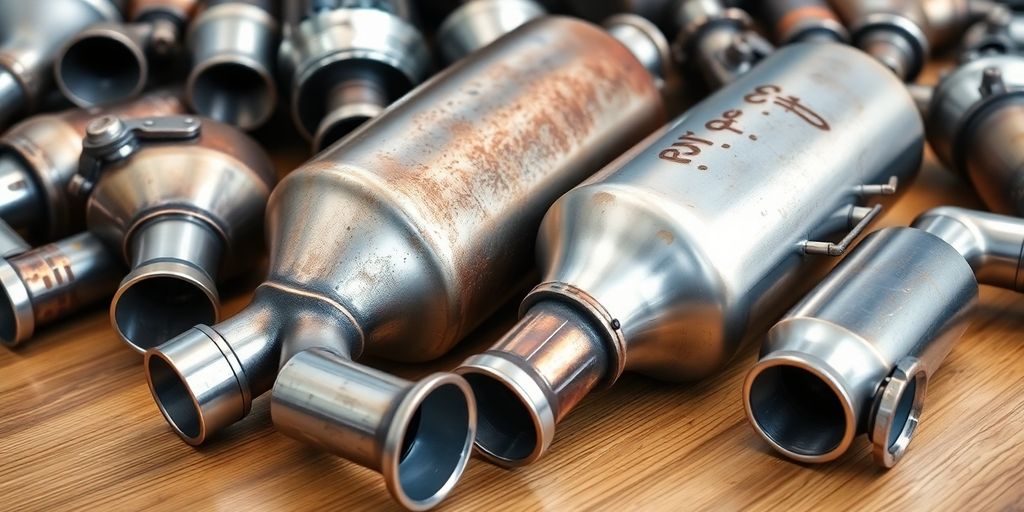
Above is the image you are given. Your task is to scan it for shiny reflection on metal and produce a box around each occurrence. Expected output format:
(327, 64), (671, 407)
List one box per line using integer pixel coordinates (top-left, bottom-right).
(745, 207), (1024, 467)
(760, 0), (848, 43)
(77, 115), (274, 351)
(672, 0), (774, 89)
(56, 25), (149, 107)
(922, 0), (997, 49)
(436, 0), (546, 64)
(960, 6), (1024, 60)
(0, 0), (122, 128)
(926, 54), (1024, 216)
(0, 91), (186, 242)
(456, 42), (924, 467)
(0, 231), (123, 347)
(280, 2), (431, 146)
(831, 0), (931, 80)
(145, 16), (663, 507)
(186, 2), (279, 130)
(604, 14), (676, 94)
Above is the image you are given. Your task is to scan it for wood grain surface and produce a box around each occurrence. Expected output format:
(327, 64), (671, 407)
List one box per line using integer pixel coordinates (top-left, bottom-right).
(2, 93), (1024, 512)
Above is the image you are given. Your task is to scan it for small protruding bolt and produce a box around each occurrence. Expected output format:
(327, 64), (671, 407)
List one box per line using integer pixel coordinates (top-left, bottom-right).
(85, 115), (127, 145)
(980, 66), (1008, 97)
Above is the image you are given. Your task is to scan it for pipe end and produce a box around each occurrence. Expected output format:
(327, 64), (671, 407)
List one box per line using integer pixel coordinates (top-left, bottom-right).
(56, 27), (147, 107)
(456, 352), (556, 468)
(186, 59), (277, 131)
(743, 353), (856, 463)
(145, 325), (248, 445)
(382, 373), (477, 511)
(112, 260), (219, 352)
(312, 102), (383, 153)
(0, 258), (33, 347)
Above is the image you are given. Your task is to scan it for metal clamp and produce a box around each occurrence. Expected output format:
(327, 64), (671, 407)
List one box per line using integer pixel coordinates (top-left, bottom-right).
(803, 204), (883, 256)
(70, 115), (202, 199)
(869, 357), (928, 468)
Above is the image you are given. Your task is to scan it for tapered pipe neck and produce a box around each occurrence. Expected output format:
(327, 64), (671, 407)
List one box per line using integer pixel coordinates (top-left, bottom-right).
(272, 348), (475, 510)
(856, 27), (917, 81)
(313, 78), (389, 152)
(912, 206), (1024, 291)
(456, 300), (610, 467)
(112, 214), (224, 351)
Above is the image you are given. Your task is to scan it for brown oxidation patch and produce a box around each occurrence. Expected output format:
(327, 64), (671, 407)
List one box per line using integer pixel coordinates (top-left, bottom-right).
(593, 191), (616, 205)
(657, 230), (674, 244)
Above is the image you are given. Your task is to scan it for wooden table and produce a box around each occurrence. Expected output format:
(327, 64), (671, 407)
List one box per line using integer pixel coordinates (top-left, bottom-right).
(3, 107), (1024, 512)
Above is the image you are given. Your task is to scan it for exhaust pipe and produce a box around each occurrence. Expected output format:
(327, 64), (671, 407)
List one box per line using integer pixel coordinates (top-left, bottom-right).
(0, 90), (185, 243)
(69, 114), (275, 351)
(745, 206), (1024, 467)
(280, 0), (431, 152)
(926, 54), (1024, 217)
(829, 0), (931, 80)
(0, 0), (124, 129)
(959, 7), (1024, 60)
(759, 0), (848, 44)
(0, 230), (123, 347)
(185, 0), (279, 131)
(455, 42), (923, 467)
(55, 0), (199, 107)
(672, 0), (775, 90)
(145, 16), (665, 508)
(921, 0), (997, 49)
(435, 0), (547, 64)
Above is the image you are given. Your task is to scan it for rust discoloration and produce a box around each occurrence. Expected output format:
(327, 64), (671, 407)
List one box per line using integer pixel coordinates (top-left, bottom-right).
(657, 230), (674, 244)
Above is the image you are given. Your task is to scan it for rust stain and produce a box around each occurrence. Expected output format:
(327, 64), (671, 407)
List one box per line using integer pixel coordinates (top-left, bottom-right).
(657, 230), (674, 244)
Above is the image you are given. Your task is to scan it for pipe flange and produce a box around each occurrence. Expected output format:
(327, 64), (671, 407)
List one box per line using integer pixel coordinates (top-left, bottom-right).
(869, 357), (928, 468)
(521, 281), (627, 387)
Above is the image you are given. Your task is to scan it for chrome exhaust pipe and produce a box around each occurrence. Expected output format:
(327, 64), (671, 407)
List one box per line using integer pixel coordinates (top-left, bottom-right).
(0, 90), (185, 242)
(672, 0), (775, 89)
(145, 16), (665, 508)
(829, 0), (931, 80)
(0, 0), (124, 128)
(745, 206), (1024, 468)
(435, 0), (546, 64)
(759, 0), (848, 44)
(55, 0), (199, 107)
(455, 42), (923, 468)
(185, 0), (279, 131)
(0, 230), (123, 347)
(926, 54), (1024, 217)
(69, 114), (275, 351)
(280, 0), (431, 152)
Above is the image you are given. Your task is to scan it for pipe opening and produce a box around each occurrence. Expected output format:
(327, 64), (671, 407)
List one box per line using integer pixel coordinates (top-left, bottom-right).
(0, 284), (17, 345)
(748, 365), (848, 457)
(464, 372), (538, 463)
(147, 353), (202, 440)
(113, 275), (217, 351)
(59, 35), (145, 105)
(189, 62), (274, 129)
(395, 383), (471, 504)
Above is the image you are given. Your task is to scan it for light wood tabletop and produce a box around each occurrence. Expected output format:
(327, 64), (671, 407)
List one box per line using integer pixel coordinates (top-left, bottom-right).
(2, 93), (1024, 512)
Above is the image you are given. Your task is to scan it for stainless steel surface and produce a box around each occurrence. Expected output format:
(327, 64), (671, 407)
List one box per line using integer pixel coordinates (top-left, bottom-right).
(0, 231), (123, 347)
(56, 0), (197, 107)
(960, 6), (1024, 59)
(922, 0), (995, 48)
(926, 54), (1024, 216)
(280, 1), (432, 150)
(79, 116), (275, 352)
(0, 0), (123, 128)
(0, 91), (186, 242)
(673, 0), (774, 89)
(604, 14), (676, 94)
(830, 0), (930, 80)
(144, 15), (664, 508)
(745, 206), (1024, 467)
(435, 0), (546, 64)
(456, 42), (924, 468)
(186, 2), (279, 131)
(760, 0), (849, 43)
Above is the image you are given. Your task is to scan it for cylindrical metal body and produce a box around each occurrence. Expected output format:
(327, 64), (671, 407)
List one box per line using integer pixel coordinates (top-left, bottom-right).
(435, 0), (546, 64)
(960, 8), (1024, 60)
(830, 0), (930, 80)
(745, 207), (1024, 467)
(457, 42), (924, 467)
(0, 232), (123, 346)
(0, 91), (185, 242)
(761, 0), (848, 43)
(281, 0), (432, 150)
(86, 117), (275, 352)
(927, 54), (1024, 216)
(185, 1), (279, 131)
(55, 0), (198, 107)
(144, 15), (664, 508)
(0, 0), (123, 128)
(922, 0), (993, 48)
